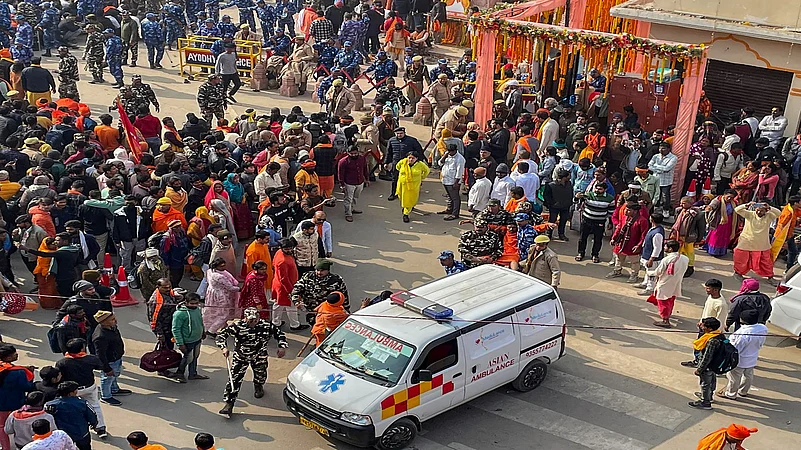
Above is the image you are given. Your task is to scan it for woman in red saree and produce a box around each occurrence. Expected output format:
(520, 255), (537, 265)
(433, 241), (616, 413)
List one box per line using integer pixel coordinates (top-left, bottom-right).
(731, 161), (759, 203)
(239, 261), (271, 320)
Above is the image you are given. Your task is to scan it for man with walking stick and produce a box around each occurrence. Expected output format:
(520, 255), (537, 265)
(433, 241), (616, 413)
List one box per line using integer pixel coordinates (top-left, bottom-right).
(215, 307), (288, 416)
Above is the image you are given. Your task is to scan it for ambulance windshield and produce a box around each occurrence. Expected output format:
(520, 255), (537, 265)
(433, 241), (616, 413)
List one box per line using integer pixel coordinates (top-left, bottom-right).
(317, 319), (415, 386)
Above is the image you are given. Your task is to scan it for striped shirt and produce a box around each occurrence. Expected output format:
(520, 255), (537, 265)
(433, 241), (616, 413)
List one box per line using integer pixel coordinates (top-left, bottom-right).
(581, 192), (615, 223)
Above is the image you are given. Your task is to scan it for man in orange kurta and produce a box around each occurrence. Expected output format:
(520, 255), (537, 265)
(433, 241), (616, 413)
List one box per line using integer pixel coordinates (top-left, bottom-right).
(696, 424), (757, 450)
(240, 230), (273, 287)
(312, 291), (349, 346)
(152, 197), (187, 232)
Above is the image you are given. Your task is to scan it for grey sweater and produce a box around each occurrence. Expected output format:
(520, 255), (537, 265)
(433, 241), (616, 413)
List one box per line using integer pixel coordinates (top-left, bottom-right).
(215, 52), (238, 75)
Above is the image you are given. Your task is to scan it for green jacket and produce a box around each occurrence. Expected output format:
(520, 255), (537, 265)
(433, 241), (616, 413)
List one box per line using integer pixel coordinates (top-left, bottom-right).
(171, 305), (204, 345)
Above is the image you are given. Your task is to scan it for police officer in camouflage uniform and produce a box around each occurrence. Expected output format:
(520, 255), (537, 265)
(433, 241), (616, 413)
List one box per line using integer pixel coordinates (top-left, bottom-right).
(224, 0), (257, 30)
(130, 74), (161, 112)
(163, 1), (187, 49)
(206, 0), (221, 22)
(104, 28), (125, 87)
(185, 0), (204, 26)
(114, 85), (137, 112)
(12, 15), (34, 65)
(77, 0), (102, 20)
(120, 10), (140, 67)
(0, 2), (12, 48)
(475, 199), (514, 230)
(333, 40), (362, 83)
(84, 23), (106, 83)
(56, 46), (80, 100)
(36, 2), (60, 57)
(197, 73), (226, 123)
(254, 0), (275, 43)
(363, 50), (398, 87)
(457, 218), (503, 268)
(291, 259), (349, 324)
(217, 14), (237, 37)
(141, 13), (165, 69)
(216, 307), (287, 416)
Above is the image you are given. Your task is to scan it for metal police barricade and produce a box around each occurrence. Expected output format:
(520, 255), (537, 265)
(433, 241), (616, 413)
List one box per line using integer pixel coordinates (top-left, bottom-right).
(178, 36), (263, 79)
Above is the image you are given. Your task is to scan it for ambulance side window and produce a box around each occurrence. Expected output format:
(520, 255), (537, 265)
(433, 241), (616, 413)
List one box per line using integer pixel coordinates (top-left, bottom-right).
(414, 339), (458, 381)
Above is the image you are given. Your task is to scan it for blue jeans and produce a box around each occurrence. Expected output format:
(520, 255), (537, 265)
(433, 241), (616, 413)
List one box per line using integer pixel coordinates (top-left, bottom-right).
(177, 340), (202, 377)
(787, 234), (798, 270)
(100, 358), (122, 399)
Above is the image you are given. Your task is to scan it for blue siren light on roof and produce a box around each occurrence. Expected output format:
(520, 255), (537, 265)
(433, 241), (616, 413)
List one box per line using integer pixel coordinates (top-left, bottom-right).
(390, 291), (453, 320)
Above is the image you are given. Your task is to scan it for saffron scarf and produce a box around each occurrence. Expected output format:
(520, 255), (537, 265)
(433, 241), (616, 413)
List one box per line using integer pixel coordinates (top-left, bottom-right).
(32, 431), (52, 440)
(770, 203), (801, 260)
(693, 330), (721, 351)
(64, 351), (88, 358)
(0, 361), (35, 381)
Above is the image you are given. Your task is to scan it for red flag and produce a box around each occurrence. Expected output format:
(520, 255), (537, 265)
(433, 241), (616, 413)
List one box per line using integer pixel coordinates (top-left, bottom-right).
(117, 98), (143, 164)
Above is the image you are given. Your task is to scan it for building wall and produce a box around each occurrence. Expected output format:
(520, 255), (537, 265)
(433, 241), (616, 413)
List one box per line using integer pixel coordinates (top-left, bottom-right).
(652, 0), (801, 28)
(649, 23), (801, 135)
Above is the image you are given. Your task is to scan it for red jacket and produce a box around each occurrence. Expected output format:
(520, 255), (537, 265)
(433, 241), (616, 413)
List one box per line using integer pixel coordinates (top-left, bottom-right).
(271, 250), (298, 306)
(612, 216), (649, 256)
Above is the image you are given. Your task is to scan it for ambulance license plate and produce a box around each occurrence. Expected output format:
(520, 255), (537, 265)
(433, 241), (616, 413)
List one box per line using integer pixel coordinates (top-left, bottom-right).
(300, 416), (330, 436)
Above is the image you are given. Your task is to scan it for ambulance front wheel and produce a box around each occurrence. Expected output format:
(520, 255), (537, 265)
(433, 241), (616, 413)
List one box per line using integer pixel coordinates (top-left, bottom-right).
(375, 418), (417, 450)
(512, 359), (548, 392)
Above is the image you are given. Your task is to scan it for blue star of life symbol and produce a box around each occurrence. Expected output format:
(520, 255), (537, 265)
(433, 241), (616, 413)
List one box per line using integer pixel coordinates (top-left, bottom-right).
(319, 373), (345, 393)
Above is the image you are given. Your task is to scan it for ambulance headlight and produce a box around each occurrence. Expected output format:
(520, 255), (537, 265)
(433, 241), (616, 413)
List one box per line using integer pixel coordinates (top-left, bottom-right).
(286, 380), (297, 396)
(340, 412), (372, 426)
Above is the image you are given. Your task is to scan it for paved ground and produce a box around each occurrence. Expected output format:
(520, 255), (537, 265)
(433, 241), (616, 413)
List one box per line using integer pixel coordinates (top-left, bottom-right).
(1, 26), (801, 450)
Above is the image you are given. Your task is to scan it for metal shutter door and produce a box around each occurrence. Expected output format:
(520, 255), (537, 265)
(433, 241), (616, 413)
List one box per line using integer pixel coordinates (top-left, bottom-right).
(703, 59), (792, 122)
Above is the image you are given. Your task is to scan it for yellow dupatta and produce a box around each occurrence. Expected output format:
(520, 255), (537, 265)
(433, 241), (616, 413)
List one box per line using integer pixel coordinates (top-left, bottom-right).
(771, 204), (800, 260)
(693, 330), (721, 351)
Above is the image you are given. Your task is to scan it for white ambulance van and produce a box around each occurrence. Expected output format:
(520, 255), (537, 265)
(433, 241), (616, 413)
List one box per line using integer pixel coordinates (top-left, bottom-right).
(284, 265), (567, 449)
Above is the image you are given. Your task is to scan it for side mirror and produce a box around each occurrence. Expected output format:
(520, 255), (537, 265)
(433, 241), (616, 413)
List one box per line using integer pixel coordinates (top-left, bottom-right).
(416, 369), (432, 382)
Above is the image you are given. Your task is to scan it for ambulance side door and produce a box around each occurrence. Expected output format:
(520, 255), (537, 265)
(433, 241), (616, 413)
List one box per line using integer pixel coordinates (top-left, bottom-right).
(462, 314), (519, 401)
(516, 294), (562, 366)
(405, 334), (465, 421)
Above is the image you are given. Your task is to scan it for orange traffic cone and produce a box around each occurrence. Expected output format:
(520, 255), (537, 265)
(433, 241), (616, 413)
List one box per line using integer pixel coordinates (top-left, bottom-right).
(702, 177), (711, 195)
(685, 179), (697, 200)
(101, 253), (112, 287)
(111, 266), (137, 307)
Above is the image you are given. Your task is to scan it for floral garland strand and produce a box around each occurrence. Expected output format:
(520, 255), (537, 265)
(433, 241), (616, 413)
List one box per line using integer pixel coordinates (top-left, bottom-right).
(470, 16), (706, 60)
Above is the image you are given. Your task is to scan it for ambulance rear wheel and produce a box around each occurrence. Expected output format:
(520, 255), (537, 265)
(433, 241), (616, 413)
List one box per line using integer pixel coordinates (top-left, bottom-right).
(375, 418), (417, 450)
(512, 359), (548, 392)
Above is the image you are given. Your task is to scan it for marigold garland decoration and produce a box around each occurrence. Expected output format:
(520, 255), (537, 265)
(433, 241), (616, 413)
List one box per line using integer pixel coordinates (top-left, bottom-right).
(469, 16), (706, 61)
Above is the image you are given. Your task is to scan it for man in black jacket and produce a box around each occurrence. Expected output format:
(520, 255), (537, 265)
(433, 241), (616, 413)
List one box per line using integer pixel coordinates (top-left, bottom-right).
(384, 127), (424, 200)
(56, 280), (114, 353)
(54, 337), (109, 436)
(688, 317), (724, 410)
(726, 282), (772, 332)
(57, 164), (100, 195)
(544, 169), (574, 241)
(54, 304), (88, 353)
(77, 190), (113, 268)
(20, 57), (56, 103)
(113, 195), (143, 277)
(92, 311), (130, 406)
(487, 118), (510, 165)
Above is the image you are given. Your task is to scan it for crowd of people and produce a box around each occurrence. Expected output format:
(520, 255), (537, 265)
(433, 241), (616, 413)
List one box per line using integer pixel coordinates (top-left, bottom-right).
(0, 0), (791, 448)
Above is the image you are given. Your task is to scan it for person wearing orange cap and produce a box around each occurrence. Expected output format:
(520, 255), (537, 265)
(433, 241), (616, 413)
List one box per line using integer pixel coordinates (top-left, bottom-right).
(294, 159), (320, 198)
(696, 423), (757, 450)
(698, 90), (712, 118)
